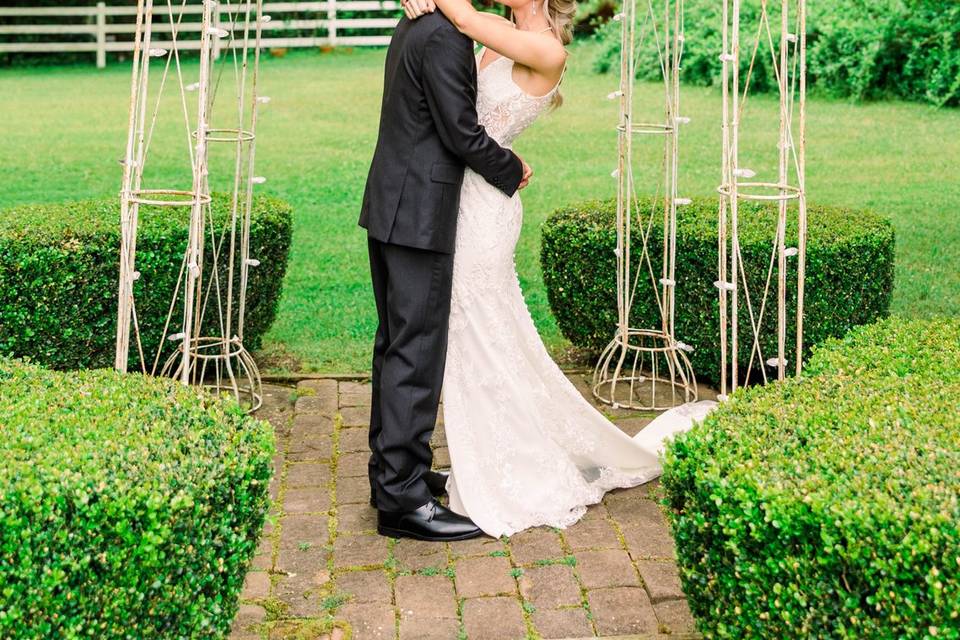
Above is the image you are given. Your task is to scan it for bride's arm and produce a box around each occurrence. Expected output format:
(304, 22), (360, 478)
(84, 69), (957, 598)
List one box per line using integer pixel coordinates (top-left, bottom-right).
(435, 0), (566, 77)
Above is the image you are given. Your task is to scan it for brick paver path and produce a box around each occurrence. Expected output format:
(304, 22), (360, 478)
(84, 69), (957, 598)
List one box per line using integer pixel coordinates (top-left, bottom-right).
(229, 373), (703, 640)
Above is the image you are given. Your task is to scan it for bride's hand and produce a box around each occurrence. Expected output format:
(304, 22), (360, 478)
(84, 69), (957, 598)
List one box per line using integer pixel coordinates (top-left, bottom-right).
(402, 0), (436, 20)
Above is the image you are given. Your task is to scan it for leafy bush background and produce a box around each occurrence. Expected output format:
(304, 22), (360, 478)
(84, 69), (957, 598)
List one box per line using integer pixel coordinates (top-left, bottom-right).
(0, 357), (274, 639)
(593, 0), (960, 107)
(661, 316), (960, 638)
(0, 194), (293, 371)
(540, 198), (895, 385)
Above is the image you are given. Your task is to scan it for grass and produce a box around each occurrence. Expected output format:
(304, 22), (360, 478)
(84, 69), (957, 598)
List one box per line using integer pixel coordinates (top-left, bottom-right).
(1, 42), (958, 372)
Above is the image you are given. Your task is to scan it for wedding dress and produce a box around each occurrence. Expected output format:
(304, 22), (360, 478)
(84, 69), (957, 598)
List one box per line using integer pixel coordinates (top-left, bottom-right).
(441, 49), (715, 538)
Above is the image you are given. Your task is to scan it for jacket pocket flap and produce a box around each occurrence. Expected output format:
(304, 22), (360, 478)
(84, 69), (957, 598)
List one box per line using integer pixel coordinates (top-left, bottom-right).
(430, 162), (462, 185)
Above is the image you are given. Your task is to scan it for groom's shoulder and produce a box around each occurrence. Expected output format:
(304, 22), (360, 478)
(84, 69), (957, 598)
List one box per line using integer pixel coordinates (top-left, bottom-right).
(407, 12), (469, 47)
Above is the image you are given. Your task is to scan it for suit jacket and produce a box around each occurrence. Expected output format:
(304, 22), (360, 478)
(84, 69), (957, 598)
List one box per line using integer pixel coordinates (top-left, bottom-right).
(358, 13), (524, 254)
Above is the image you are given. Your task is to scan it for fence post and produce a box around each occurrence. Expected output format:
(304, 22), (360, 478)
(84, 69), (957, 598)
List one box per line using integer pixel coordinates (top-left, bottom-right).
(96, 2), (106, 68)
(212, 3), (222, 60)
(327, 0), (337, 47)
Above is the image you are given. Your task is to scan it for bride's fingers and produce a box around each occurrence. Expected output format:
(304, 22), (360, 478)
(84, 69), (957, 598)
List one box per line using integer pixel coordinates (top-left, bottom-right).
(424, 0), (437, 12)
(410, 0), (431, 17)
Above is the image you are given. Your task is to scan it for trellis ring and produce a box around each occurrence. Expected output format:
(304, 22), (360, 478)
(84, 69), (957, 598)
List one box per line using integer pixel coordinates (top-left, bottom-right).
(192, 127), (256, 143)
(127, 189), (212, 207)
(717, 182), (802, 202)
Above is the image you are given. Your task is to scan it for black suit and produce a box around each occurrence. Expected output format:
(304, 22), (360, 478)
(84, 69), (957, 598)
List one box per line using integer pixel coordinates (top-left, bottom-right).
(359, 13), (523, 512)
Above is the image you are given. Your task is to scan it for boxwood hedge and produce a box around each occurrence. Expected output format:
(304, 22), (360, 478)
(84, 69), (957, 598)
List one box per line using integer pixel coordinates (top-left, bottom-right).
(0, 357), (275, 639)
(0, 194), (293, 371)
(540, 198), (895, 385)
(661, 316), (960, 638)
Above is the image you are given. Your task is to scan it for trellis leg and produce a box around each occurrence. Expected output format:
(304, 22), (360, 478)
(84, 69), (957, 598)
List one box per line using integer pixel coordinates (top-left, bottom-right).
(115, 0), (151, 373)
(608, 1), (632, 408)
(668, 0), (682, 342)
(180, 0), (216, 385)
(795, 0), (807, 377)
(220, 0), (256, 400)
(775, 0), (789, 381)
(717, 0), (730, 400)
(660, 0), (671, 339)
(239, 0), (267, 343)
(729, 0), (741, 393)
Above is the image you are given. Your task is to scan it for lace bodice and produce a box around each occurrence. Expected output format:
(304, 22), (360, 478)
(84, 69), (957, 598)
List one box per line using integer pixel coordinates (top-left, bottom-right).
(475, 49), (558, 147)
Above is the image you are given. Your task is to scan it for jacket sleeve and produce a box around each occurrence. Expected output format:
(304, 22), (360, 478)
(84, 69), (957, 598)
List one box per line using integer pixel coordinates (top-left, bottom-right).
(420, 27), (524, 197)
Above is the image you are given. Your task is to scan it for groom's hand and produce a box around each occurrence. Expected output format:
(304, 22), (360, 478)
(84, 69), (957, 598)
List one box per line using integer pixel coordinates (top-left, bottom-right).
(519, 159), (533, 189)
(402, 0), (436, 20)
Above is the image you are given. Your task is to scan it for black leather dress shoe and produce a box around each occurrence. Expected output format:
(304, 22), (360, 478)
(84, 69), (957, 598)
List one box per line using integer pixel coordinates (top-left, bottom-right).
(377, 498), (483, 541)
(370, 470), (449, 508)
(423, 469), (450, 497)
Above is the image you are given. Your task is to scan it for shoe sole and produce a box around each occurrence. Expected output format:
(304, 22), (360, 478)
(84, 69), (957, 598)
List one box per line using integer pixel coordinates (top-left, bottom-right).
(377, 525), (484, 542)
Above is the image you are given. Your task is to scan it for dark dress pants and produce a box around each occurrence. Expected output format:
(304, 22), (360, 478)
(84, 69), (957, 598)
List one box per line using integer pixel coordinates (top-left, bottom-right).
(367, 236), (454, 512)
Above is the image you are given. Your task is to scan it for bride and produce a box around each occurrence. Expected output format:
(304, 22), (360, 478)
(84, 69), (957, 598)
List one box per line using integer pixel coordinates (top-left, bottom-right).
(395, 0), (715, 538)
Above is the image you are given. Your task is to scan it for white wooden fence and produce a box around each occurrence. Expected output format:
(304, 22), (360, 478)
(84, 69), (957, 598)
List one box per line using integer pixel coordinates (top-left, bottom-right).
(0, 2), (402, 67)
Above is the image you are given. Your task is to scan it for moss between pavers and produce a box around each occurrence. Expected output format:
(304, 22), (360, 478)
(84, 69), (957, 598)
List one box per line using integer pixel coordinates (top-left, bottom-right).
(266, 618), (344, 640)
(493, 536), (539, 639)
(555, 529), (599, 635)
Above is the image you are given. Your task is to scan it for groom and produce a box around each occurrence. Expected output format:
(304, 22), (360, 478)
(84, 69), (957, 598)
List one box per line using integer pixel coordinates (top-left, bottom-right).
(359, 8), (530, 541)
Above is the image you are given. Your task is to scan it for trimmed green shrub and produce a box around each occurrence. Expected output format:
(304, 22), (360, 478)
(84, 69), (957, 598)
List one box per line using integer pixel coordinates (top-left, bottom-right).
(661, 316), (960, 638)
(0, 357), (275, 639)
(0, 193), (293, 371)
(540, 198), (895, 385)
(592, 0), (960, 107)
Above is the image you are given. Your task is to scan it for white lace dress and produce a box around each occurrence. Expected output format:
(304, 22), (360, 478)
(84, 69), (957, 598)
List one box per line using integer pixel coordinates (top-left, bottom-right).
(442, 51), (711, 538)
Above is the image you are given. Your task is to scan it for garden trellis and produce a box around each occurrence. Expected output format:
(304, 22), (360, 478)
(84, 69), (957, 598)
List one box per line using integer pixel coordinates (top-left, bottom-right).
(594, 0), (809, 407)
(592, 0), (699, 411)
(115, 0), (269, 410)
(715, 0), (807, 399)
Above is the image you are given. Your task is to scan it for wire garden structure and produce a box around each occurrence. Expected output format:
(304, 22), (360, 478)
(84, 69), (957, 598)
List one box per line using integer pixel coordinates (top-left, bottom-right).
(114, 0), (270, 411)
(592, 0), (699, 411)
(715, 0), (807, 400)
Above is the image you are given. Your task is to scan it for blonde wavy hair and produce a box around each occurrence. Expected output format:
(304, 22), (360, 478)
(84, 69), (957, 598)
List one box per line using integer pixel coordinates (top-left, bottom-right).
(544, 0), (574, 107)
(507, 0), (575, 107)
(544, 0), (576, 46)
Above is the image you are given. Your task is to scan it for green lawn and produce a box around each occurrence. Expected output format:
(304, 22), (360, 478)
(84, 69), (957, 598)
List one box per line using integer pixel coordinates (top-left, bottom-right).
(1, 44), (958, 373)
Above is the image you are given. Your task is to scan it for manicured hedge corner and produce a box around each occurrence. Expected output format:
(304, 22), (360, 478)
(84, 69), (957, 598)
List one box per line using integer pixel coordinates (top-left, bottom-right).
(0, 358), (275, 639)
(661, 317), (960, 638)
(540, 198), (895, 385)
(0, 193), (293, 371)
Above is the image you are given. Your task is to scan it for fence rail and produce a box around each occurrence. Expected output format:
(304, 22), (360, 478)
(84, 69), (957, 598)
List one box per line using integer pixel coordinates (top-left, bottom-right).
(0, 2), (401, 67)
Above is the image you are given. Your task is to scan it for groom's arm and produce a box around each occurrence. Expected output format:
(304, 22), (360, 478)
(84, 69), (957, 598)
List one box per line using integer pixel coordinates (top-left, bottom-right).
(420, 27), (524, 196)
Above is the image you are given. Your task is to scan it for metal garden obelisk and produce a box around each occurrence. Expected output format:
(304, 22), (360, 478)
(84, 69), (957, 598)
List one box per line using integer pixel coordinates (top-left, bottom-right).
(715, 0), (807, 399)
(115, 0), (270, 411)
(592, 0), (698, 411)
